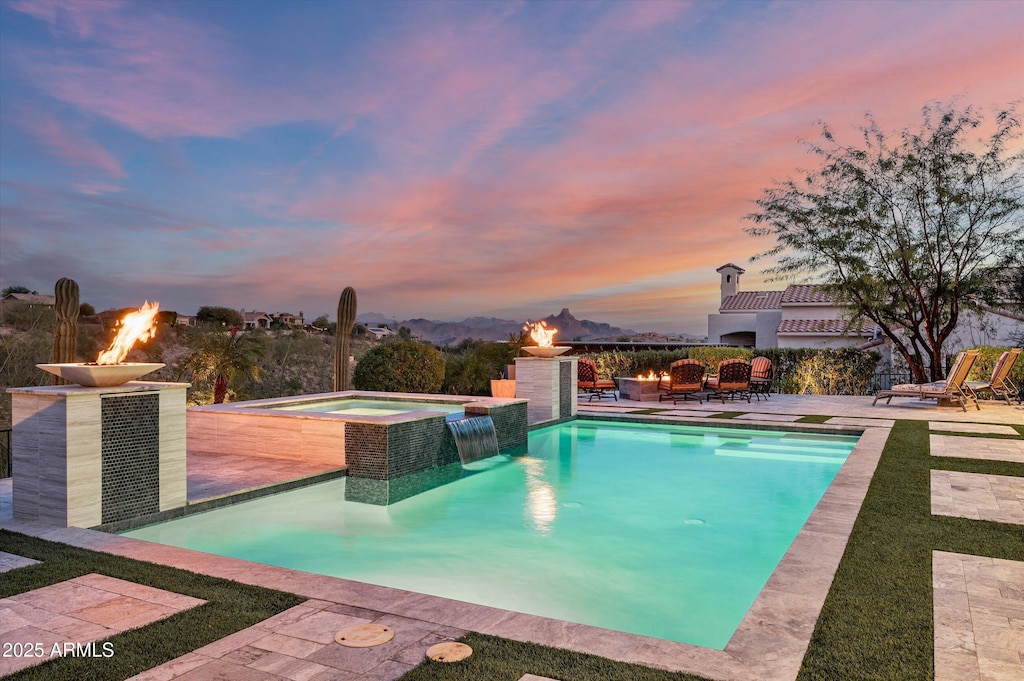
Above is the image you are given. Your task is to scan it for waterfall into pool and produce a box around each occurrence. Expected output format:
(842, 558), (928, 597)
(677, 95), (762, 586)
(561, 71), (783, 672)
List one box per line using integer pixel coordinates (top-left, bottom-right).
(448, 416), (499, 465)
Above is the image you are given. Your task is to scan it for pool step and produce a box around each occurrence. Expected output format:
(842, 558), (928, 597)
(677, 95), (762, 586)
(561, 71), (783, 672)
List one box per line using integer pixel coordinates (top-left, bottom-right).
(714, 443), (848, 464)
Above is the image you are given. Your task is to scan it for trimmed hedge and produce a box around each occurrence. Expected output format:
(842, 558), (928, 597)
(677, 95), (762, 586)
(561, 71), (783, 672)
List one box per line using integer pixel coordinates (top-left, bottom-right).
(579, 347), (882, 395)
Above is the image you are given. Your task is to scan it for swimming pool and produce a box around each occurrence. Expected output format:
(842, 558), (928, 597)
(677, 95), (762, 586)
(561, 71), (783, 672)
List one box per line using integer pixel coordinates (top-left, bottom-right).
(124, 419), (858, 649)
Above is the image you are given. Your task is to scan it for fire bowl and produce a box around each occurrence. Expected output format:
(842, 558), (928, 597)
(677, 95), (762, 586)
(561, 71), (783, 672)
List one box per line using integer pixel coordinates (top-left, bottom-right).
(522, 346), (571, 358)
(37, 363), (165, 387)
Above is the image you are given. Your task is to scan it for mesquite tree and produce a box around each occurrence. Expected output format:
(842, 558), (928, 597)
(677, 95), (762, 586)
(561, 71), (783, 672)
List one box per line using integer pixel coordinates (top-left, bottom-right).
(747, 102), (1024, 382)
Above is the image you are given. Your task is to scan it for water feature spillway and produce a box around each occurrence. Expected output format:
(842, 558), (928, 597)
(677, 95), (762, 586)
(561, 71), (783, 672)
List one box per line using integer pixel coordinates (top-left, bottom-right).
(448, 416), (500, 465)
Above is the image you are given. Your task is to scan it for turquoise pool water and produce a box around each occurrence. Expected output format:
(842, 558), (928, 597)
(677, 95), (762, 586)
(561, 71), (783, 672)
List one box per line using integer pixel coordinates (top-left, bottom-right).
(124, 420), (857, 649)
(267, 398), (465, 420)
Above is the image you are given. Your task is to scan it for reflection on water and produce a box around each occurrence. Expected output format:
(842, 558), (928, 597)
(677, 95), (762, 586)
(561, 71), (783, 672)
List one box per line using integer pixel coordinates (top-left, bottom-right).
(520, 457), (557, 534)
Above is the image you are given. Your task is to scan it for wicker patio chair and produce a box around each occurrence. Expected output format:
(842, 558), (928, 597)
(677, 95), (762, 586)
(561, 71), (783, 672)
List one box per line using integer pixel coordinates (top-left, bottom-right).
(705, 359), (752, 403)
(750, 356), (773, 401)
(658, 359), (705, 404)
(578, 358), (617, 401)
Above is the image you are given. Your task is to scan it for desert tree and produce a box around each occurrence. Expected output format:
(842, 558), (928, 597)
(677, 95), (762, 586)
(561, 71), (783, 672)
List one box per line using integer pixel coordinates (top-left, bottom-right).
(747, 101), (1024, 382)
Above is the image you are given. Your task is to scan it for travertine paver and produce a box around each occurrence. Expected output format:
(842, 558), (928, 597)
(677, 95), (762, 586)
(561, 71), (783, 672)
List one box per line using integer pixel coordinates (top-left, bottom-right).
(825, 417), (896, 428)
(930, 421), (1021, 436)
(0, 550), (40, 573)
(0, 574), (205, 676)
(930, 434), (1024, 464)
(933, 551), (1024, 681)
(519, 675), (560, 681)
(127, 601), (467, 681)
(733, 413), (804, 422)
(931, 471), (1024, 525)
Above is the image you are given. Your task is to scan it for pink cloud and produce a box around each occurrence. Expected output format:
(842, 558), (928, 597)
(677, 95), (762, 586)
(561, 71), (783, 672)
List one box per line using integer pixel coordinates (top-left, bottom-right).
(15, 111), (125, 180)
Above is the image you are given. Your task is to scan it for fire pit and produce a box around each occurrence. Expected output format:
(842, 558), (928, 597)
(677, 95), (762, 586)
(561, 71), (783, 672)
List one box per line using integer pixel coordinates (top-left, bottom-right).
(36, 301), (164, 387)
(618, 372), (665, 402)
(522, 320), (570, 357)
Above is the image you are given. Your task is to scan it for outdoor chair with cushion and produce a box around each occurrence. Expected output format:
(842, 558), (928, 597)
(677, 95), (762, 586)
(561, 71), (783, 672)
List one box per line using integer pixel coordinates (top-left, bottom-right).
(658, 359), (705, 404)
(705, 359), (752, 403)
(872, 349), (980, 412)
(966, 348), (1021, 406)
(750, 356), (773, 401)
(578, 358), (617, 402)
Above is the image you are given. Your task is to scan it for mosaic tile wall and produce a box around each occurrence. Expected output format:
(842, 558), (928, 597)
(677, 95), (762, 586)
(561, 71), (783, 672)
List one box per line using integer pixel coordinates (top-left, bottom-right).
(343, 422), (388, 480)
(101, 393), (160, 524)
(387, 415), (452, 478)
(340, 400), (528, 504)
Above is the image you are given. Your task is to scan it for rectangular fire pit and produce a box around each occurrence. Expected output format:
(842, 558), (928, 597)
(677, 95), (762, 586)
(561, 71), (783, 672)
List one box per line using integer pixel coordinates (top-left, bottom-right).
(617, 377), (662, 402)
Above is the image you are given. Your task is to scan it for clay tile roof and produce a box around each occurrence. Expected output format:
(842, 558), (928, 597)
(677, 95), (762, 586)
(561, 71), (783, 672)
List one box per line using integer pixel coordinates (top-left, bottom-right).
(720, 290), (784, 311)
(776, 319), (875, 335)
(716, 263), (746, 274)
(780, 284), (836, 304)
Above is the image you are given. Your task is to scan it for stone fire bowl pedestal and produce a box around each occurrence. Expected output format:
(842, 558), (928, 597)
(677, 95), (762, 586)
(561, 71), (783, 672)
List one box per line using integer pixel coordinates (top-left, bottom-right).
(37, 363), (165, 387)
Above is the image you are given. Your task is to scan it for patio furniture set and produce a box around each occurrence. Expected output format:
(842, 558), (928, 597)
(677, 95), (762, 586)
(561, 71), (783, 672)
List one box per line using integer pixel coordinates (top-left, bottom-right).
(579, 347), (1022, 412)
(578, 356), (774, 405)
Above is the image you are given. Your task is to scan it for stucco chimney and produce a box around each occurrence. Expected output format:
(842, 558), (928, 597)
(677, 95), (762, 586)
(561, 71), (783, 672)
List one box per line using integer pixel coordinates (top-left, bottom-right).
(716, 264), (745, 303)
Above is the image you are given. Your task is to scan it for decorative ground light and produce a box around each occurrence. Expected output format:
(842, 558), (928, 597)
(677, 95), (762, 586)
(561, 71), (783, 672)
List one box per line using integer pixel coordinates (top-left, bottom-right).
(426, 641), (473, 662)
(334, 623), (394, 647)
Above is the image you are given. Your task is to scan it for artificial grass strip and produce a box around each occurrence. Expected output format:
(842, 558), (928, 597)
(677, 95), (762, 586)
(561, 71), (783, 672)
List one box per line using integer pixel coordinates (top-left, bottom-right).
(398, 631), (710, 681)
(0, 530), (303, 681)
(706, 411), (744, 419)
(796, 420), (1024, 681)
(796, 414), (831, 424)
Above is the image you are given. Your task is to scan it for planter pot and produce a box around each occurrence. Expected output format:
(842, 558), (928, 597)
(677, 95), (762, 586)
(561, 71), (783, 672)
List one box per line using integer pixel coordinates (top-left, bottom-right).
(491, 379), (516, 398)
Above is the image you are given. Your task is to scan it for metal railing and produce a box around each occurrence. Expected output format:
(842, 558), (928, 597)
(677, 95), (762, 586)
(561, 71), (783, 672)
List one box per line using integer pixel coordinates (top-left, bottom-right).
(0, 428), (10, 479)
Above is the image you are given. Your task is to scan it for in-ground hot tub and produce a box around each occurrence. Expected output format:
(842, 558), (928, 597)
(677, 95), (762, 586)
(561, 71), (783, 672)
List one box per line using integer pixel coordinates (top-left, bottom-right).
(187, 391), (528, 504)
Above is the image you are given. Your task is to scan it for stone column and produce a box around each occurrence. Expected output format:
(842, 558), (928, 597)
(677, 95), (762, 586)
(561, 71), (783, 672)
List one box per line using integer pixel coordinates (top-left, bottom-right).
(8, 382), (189, 528)
(514, 356), (577, 425)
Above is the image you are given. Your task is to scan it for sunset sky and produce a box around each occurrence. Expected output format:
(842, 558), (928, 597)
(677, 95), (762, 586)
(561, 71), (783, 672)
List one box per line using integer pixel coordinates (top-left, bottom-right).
(1, 0), (1022, 334)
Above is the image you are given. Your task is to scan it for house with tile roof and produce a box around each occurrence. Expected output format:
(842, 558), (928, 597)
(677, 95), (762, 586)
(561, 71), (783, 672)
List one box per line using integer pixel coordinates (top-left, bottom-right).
(707, 264), (879, 351)
(240, 309), (273, 329)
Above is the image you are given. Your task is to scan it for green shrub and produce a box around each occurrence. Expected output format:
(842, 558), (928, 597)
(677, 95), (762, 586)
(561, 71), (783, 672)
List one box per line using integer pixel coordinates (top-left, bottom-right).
(583, 350), (690, 379)
(757, 347), (880, 395)
(441, 341), (516, 395)
(353, 341), (445, 392)
(687, 346), (753, 373)
(966, 345), (1024, 385)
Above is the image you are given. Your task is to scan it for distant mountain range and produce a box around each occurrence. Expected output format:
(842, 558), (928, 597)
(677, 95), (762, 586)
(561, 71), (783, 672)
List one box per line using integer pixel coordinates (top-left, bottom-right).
(357, 308), (639, 346)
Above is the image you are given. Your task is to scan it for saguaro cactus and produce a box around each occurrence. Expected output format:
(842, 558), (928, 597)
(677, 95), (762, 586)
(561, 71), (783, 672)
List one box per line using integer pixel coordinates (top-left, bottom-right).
(52, 277), (80, 385)
(334, 286), (357, 391)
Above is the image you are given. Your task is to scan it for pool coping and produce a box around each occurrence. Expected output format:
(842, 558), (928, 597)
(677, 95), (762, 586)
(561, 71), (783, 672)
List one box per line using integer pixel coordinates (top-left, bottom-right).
(0, 418), (891, 681)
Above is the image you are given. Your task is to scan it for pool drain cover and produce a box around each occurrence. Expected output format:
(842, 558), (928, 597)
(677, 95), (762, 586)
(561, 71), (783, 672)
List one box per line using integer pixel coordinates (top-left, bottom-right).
(334, 623), (394, 648)
(426, 641), (473, 662)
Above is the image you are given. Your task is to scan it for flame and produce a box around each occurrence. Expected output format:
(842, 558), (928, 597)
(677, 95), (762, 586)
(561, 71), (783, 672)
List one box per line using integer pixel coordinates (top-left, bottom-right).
(636, 370), (663, 381)
(96, 301), (160, 364)
(524, 320), (558, 348)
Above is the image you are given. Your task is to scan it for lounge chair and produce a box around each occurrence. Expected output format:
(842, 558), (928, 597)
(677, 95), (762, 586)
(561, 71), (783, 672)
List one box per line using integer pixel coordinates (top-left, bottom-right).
(966, 348), (1021, 406)
(578, 358), (617, 401)
(750, 356), (772, 401)
(705, 359), (752, 403)
(872, 349), (980, 411)
(658, 359), (705, 404)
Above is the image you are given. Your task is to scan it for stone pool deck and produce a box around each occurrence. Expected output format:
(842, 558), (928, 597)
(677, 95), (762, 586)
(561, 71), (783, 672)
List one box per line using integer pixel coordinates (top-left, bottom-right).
(0, 394), (1021, 681)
